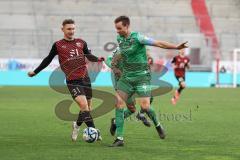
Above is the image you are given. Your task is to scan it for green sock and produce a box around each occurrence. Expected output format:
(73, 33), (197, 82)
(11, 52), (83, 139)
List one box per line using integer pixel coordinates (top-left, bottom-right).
(115, 108), (124, 138)
(146, 107), (160, 127)
(123, 108), (133, 119)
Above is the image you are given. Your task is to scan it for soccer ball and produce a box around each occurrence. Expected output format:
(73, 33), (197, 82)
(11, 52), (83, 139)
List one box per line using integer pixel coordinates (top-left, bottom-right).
(82, 127), (99, 143)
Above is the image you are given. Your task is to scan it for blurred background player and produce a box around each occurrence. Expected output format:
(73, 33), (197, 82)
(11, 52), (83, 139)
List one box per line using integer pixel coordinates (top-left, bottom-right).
(28, 19), (104, 142)
(111, 15), (188, 147)
(171, 48), (190, 105)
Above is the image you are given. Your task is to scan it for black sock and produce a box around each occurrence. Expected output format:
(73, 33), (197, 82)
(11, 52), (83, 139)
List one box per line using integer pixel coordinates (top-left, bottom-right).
(76, 111), (84, 126)
(82, 111), (95, 128)
(177, 86), (184, 94)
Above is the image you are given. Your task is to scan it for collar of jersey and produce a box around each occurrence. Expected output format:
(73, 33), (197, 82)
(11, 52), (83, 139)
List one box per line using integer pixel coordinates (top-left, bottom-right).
(63, 38), (75, 42)
(120, 32), (133, 40)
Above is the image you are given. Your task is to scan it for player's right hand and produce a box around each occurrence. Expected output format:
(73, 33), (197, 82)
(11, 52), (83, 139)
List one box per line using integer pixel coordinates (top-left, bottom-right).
(177, 41), (188, 49)
(28, 71), (36, 77)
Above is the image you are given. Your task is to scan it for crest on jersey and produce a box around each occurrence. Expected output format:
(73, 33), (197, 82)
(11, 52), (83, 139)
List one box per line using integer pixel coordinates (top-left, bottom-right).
(76, 42), (83, 48)
(184, 59), (188, 63)
(130, 38), (134, 43)
(118, 40), (122, 45)
(88, 48), (92, 54)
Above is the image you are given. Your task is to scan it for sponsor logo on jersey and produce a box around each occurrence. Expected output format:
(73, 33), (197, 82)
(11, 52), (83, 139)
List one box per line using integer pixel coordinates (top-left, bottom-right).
(87, 48), (92, 54)
(69, 49), (79, 57)
(76, 42), (83, 48)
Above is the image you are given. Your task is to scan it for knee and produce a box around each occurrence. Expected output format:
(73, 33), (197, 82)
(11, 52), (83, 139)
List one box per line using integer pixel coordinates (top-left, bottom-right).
(141, 106), (150, 111)
(75, 100), (88, 111)
(140, 108), (149, 113)
(180, 82), (186, 88)
(140, 101), (150, 110)
(140, 102), (150, 111)
(115, 99), (125, 109)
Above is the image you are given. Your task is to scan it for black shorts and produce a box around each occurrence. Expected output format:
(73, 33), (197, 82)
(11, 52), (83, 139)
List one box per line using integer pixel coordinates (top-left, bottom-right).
(175, 76), (185, 84)
(66, 76), (92, 100)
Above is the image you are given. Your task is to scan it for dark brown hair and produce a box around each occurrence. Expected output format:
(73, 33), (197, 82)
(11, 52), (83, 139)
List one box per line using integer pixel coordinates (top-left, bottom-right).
(62, 19), (75, 26)
(114, 16), (130, 26)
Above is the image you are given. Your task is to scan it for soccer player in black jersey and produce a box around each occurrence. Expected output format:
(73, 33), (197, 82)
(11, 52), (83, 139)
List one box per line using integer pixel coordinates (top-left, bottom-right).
(28, 19), (104, 142)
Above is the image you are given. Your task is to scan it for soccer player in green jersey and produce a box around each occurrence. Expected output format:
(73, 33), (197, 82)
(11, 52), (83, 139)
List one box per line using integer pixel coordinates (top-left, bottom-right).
(110, 16), (188, 147)
(106, 48), (152, 136)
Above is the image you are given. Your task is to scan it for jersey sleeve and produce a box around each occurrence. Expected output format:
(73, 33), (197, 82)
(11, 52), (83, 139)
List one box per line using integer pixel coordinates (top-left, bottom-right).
(185, 57), (190, 67)
(137, 33), (155, 46)
(105, 55), (113, 68)
(34, 43), (57, 74)
(171, 57), (176, 64)
(83, 41), (91, 55)
(83, 41), (99, 62)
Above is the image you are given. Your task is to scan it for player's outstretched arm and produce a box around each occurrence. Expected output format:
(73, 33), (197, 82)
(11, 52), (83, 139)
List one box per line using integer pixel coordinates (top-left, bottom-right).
(137, 33), (188, 50)
(83, 41), (104, 62)
(152, 40), (188, 50)
(171, 57), (177, 69)
(28, 44), (57, 77)
(28, 71), (36, 77)
(85, 54), (105, 62)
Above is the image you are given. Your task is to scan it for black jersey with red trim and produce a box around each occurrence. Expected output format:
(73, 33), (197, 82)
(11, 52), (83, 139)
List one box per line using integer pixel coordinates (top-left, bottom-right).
(34, 38), (99, 80)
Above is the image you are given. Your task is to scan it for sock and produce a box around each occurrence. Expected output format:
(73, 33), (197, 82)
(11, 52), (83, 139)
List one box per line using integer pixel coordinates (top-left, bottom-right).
(177, 86), (184, 94)
(77, 111), (95, 128)
(123, 108), (134, 119)
(117, 137), (124, 140)
(145, 107), (160, 127)
(138, 109), (146, 120)
(150, 96), (154, 104)
(76, 111), (83, 126)
(140, 109), (144, 114)
(115, 108), (124, 138)
(84, 111), (95, 128)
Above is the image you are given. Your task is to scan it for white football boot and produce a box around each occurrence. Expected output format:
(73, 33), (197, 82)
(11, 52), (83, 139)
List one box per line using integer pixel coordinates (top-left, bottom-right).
(71, 121), (80, 142)
(97, 129), (102, 141)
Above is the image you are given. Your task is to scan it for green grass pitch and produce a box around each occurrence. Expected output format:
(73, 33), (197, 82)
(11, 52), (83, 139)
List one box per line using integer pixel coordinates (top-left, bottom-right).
(0, 87), (240, 160)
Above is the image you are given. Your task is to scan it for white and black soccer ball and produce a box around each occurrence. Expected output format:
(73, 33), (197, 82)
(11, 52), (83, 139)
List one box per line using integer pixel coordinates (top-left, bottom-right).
(82, 127), (99, 143)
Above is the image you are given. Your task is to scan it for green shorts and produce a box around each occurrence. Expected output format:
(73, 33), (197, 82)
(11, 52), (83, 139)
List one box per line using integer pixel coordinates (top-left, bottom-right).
(116, 75), (152, 97)
(126, 96), (135, 105)
(114, 78), (135, 105)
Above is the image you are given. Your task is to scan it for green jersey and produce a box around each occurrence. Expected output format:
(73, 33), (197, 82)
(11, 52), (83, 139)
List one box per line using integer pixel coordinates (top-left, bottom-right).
(117, 32), (151, 80)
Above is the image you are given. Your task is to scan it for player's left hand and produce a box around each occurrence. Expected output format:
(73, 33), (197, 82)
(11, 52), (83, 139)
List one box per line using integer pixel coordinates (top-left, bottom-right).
(176, 41), (188, 49)
(28, 71), (36, 77)
(98, 57), (105, 62)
